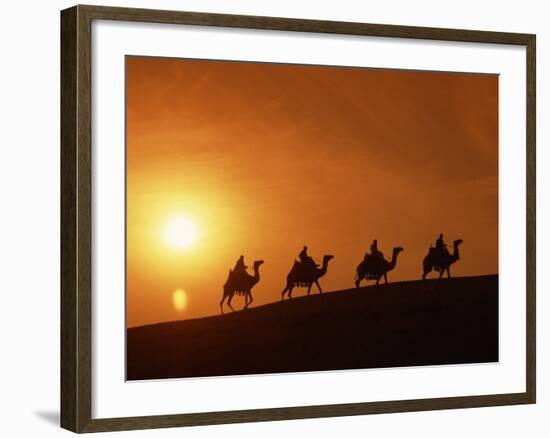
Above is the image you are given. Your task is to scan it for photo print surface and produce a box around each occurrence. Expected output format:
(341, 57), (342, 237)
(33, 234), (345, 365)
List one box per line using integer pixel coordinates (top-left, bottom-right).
(125, 56), (498, 380)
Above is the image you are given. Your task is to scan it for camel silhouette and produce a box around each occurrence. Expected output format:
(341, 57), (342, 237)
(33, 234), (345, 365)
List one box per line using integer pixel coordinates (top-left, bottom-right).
(281, 255), (334, 300)
(220, 260), (264, 314)
(355, 247), (404, 287)
(422, 239), (463, 279)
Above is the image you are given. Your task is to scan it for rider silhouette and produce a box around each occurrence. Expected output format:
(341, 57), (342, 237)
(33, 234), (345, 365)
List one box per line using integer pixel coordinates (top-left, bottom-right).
(435, 234), (448, 256)
(370, 239), (384, 261)
(299, 246), (308, 263)
(233, 255), (248, 275)
(299, 246), (319, 268)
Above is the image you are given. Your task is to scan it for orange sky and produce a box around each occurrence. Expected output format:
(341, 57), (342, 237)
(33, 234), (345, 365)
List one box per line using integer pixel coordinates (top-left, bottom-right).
(126, 56), (498, 328)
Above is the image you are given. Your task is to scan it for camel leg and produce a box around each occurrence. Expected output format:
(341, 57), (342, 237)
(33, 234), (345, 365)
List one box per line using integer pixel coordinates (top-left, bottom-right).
(425, 269), (433, 280)
(287, 286), (294, 299)
(315, 280), (322, 293)
(220, 289), (229, 315)
(355, 277), (361, 288)
(227, 294), (236, 312)
(245, 291), (253, 308)
(447, 267), (452, 279)
(438, 269), (444, 279)
(282, 285), (293, 301)
(281, 287), (288, 301)
(375, 276), (381, 285)
(422, 262), (432, 280)
(384, 273), (388, 284)
(307, 283), (313, 295)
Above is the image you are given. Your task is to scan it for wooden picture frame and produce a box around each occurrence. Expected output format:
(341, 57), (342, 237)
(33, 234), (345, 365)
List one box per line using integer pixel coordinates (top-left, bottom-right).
(61, 4), (536, 433)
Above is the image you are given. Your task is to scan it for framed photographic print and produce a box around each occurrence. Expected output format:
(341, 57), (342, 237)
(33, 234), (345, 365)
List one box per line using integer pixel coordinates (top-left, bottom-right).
(60, 4), (536, 433)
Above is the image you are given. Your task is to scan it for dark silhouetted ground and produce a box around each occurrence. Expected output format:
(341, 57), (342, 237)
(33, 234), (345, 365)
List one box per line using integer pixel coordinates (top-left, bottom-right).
(127, 275), (498, 380)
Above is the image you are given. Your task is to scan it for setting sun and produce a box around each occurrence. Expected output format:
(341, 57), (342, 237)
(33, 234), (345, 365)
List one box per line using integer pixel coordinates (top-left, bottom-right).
(164, 215), (198, 250)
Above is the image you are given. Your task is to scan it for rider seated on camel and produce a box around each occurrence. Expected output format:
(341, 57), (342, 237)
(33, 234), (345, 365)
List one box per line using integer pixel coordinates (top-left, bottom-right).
(299, 246), (319, 269)
(232, 255), (248, 280)
(435, 233), (449, 257)
(370, 239), (385, 261)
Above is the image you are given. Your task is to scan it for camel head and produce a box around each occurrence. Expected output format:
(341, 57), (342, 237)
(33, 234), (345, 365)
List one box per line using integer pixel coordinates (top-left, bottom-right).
(322, 255), (334, 263)
(253, 260), (265, 268)
(453, 239), (463, 247)
(388, 247), (404, 268)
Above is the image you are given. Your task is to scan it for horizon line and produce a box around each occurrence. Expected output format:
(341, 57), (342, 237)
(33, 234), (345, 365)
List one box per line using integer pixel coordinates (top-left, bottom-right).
(127, 272), (499, 330)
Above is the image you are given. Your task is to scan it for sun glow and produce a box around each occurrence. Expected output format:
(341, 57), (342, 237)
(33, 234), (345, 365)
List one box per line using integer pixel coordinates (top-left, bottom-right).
(163, 215), (199, 250)
(173, 289), (188, 312)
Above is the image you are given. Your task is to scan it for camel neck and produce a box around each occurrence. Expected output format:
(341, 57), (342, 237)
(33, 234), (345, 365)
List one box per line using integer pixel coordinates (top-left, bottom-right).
(389, 251), (399, 267)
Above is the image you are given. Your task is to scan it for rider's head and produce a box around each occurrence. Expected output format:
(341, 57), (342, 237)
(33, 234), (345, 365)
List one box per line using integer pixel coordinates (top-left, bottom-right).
(439, 234), (443, 239)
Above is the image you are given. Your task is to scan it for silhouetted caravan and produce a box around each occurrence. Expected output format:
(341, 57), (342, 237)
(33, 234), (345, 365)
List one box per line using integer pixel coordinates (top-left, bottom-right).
(355, 246), (404, 288)
(422, 236), (463, 279)
(220, 258), (264, 314)
(281, 248), (334, 300)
